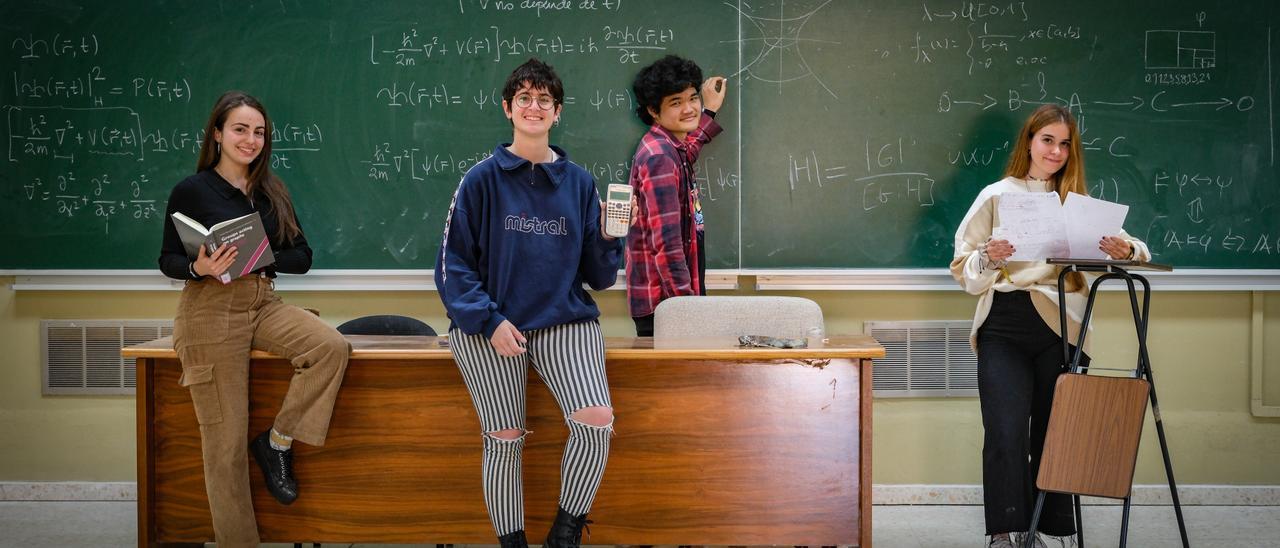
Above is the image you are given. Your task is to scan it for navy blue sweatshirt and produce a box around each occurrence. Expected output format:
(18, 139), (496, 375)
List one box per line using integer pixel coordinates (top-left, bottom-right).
(435, 144), (624, 337)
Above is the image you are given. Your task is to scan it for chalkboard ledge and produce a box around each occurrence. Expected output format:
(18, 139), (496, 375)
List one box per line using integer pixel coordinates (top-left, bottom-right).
(744, 269), (1280, 292)
(0, 270), (741, 292)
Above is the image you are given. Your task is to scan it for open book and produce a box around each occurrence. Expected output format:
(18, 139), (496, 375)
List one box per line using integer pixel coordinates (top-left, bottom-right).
(995, 192), (1129, 261)
(171, 211), (276, 284)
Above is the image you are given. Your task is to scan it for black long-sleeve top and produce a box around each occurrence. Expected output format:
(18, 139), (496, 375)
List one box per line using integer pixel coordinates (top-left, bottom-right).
(158, 169), (313, 280)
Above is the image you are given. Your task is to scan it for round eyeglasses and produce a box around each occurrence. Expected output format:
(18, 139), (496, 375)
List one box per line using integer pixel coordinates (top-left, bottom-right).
(513, 94), (556, 110)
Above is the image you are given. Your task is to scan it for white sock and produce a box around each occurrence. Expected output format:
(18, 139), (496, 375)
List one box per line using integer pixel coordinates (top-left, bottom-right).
(269, 428), (293, 451)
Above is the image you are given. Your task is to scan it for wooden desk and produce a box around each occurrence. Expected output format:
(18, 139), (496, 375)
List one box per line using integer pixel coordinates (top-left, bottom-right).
(123, 335), (883, 547)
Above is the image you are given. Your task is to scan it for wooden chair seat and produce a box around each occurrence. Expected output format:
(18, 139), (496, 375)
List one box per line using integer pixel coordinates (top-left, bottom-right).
(1037, 373), (1150, 499)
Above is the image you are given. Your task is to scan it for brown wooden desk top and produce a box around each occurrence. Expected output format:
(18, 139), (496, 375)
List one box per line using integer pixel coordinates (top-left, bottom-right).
(123, 334), (885, 361)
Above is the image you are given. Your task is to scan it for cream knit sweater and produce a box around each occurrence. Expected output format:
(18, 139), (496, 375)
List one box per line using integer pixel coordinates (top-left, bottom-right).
(950, 176), (1151, 356)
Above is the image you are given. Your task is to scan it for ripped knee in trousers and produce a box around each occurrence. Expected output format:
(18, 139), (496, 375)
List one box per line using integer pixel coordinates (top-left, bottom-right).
(567, 406), (614, 431)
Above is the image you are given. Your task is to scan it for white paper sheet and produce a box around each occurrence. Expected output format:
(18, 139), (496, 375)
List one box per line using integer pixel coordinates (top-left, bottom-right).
(996, 191), (1068, 261)
(1063, 192), (1130, 259)
(995, 191), (1130, 261)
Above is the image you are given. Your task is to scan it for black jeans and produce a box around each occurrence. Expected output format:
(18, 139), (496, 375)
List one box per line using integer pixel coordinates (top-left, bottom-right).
(977, 290), (1089, 537)
(695, 230), (706, 296)
(633, 314), (654, 337)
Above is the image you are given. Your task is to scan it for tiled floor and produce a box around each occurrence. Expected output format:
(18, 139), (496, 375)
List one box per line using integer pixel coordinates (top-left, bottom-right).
(0, 501), (1276, 547)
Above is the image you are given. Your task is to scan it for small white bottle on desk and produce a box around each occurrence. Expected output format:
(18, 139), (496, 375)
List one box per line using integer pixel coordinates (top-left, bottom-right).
(807, 325), (826, 344)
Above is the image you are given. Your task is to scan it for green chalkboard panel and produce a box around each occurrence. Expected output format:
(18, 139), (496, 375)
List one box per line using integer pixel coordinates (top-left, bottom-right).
(737, 0), (1280, 269)
(0, 0), (740, 270)
(4, 1), (1279, 271)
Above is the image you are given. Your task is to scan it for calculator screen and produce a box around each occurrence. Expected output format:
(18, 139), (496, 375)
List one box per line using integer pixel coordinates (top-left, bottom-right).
(608, 188), (630, 202)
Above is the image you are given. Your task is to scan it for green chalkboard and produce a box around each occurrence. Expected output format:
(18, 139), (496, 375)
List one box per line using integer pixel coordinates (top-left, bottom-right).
(0, 0), (740, 270)
(4, 1), (1279, 271)
(737, 0), (1280, 269)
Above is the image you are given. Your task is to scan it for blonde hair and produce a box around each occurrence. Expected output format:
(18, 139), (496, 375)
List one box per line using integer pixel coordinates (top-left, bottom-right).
(1004, 103), (1087, 203)
(1004, 104), (1089, 291)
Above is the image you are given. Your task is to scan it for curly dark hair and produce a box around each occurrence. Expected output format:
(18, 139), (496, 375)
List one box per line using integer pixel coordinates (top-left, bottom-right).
(632, 55), (703, 125)
(502, 57), (564, 107)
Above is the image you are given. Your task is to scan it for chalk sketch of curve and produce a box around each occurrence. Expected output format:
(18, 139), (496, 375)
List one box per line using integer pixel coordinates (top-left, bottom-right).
(725, 0), (841, 99)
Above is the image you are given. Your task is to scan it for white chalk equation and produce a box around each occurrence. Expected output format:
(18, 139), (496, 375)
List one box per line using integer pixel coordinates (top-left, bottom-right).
(267, 122), (325, 170)
(910, 7), (1224, 84)
(4, 101), (326, 232)
(908, 2), (1079, 75)
(578, 157), (734, 191)
(575, 157), (737, 194)
(601, 25), (676, 63)
(1145, 220), (1280, 258)
(786, 149), (848, 190)
(6, 105), (326, 164)
(11, 68), (192, 106)
(920, 1), (1029, 23)
(373, 82), (638, 112)
(6, 105), (144, 163)
(948, 141), (1010, 167)
(894, 23), (1073, 70)
(1153, 169), (1235, 226)
(786, 138), (936, 211)
(17, 168), (161, 231)
(374, 82), (583, 109)
(11, 33), (194, 107)
(456, 0), (625, 16)
(359, 143), (494, 183)
(938, 88), (1254, 115)
(10, 33), (100, 60)
(368, 24), (671, 66)
(354, 142), (738, 199)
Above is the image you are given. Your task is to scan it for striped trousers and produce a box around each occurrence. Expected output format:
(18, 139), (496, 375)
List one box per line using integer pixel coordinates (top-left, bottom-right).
(450, 320), (613, 536)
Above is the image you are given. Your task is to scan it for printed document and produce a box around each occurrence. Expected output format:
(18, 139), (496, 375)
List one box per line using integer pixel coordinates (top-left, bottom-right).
(996, 192), (1129, 261)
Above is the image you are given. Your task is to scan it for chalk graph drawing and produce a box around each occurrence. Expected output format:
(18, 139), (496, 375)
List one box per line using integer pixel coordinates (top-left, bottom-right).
(727, 0), (841, 98)
(1145, 29), (1216, 69)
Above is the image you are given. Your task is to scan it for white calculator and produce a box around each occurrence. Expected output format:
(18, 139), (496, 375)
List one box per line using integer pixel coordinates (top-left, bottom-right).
(604, 184), (632, 238)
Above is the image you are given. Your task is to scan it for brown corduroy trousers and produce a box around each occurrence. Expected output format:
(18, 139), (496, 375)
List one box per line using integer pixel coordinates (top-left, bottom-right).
(173, 275), (350, 547)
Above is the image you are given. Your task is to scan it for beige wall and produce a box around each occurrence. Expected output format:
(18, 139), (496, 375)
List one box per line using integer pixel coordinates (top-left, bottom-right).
(1, 276), (1277, 485)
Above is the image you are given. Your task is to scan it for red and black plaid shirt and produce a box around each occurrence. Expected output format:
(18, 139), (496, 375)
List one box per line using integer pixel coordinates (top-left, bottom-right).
(625, 113), (722, 318)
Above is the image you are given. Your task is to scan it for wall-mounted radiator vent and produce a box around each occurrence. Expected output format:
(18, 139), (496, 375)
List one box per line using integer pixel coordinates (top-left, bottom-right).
(42, 320), (173, 395)
(865, 320), (977, 398)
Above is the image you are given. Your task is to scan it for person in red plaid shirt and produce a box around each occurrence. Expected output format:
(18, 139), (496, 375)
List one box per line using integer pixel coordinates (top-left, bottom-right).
(625, 55), (728, 336)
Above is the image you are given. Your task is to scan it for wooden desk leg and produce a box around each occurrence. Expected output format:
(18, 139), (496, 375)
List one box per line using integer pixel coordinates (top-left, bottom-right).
(136, 357), (155, 548)
(860, 358), (874, 548)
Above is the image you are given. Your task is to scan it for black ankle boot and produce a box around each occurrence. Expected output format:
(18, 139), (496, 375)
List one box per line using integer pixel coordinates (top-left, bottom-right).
(498, 529), (528, 548)
(250, 430), (298, 505)
(544, 506), (591, 548)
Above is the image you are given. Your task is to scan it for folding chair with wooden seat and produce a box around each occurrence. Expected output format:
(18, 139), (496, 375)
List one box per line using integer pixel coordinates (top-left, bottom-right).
(1023, 259), (1189, 548)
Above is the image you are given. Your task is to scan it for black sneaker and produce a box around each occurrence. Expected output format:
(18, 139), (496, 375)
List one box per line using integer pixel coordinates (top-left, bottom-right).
(498, 530), (529, 548)
(250, 430), (298, 505)
(545, 506), (591, 548)
(1012, 532), (1049, 548)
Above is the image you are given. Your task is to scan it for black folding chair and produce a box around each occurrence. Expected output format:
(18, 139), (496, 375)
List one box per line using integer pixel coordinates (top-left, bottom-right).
(336, 314), (437, 336)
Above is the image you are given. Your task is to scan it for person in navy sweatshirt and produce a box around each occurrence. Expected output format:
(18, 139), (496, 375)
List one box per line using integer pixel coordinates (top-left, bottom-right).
(434, 58), (623, 548)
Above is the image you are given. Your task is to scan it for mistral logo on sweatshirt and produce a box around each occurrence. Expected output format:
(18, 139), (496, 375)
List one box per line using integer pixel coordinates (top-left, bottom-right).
(504, 214), (568, 236)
